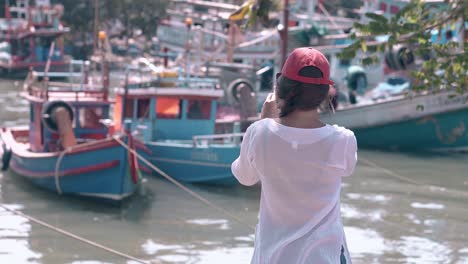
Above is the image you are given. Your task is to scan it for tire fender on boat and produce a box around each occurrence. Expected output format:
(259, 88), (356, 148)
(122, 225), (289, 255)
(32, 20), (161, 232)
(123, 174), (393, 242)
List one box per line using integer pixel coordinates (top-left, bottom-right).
(1, 141), (12, 171)
(42, 101), (74, 132)
(227, 79), (255, 104)
(384, 45), (415, 71)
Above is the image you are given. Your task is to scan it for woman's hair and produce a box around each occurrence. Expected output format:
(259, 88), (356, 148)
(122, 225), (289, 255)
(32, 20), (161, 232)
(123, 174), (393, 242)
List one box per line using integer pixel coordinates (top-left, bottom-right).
(276, 66), (330, 117)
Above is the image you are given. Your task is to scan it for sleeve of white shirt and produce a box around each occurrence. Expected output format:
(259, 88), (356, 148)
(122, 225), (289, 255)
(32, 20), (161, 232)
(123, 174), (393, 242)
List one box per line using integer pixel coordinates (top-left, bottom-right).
(231, 124), (260, 186)
(342, 133), (358, 177)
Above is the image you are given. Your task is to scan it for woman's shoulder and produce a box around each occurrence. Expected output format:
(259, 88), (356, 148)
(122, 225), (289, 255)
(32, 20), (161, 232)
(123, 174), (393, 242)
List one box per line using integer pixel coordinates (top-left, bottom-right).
(327, 124), (355, 138)
(247, 118), (270, 131)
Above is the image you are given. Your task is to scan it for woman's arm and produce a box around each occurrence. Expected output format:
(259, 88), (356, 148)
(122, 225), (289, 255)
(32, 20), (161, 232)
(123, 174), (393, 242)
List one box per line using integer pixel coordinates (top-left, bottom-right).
(260, 93), (279, 119)
(231, 124), (260, 186)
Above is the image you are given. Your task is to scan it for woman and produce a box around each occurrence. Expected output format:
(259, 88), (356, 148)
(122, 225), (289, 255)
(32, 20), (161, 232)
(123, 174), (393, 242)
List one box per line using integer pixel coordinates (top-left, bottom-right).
(232, 48), (357, 264)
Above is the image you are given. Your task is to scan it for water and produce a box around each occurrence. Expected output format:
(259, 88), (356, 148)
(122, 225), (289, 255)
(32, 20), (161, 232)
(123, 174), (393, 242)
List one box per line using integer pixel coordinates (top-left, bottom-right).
(1, 79), (467, 264)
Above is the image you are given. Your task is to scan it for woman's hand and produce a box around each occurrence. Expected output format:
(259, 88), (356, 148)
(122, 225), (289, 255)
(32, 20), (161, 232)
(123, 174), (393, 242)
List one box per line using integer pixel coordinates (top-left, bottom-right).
(261, 93), (279, 119)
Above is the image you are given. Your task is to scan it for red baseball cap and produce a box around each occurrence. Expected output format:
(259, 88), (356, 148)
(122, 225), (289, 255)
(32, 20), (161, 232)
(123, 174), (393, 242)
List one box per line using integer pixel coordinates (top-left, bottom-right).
(281, 47), (334, 85)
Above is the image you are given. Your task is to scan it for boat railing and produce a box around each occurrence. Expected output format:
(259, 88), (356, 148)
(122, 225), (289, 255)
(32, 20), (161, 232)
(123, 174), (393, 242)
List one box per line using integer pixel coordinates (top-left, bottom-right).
(28, 85), (107, 102)
(192, 133), (244, 147)
(126, 58), (221, 90)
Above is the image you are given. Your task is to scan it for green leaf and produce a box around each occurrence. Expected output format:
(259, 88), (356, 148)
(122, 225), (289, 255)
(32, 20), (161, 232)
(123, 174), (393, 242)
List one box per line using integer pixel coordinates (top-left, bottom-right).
(396, 2), (417, 19)
(417, 37), (427, 45)
(368, 21), (389, 34)
(362, 57), (373, 65)
(365, 12), (388, 23)
(361, 41), (367, 53)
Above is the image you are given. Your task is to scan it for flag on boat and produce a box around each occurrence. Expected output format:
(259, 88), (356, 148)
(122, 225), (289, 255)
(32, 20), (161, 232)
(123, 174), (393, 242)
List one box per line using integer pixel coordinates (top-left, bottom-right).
(229, 0), (254, 21)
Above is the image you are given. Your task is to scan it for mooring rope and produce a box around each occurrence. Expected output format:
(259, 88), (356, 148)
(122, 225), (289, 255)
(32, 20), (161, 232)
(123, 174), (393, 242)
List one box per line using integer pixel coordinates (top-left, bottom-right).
(359, 156), (468, 198)
(113, 137), (256, 232)
(0, 204), (150, 264)
(54, 147), (71, 195)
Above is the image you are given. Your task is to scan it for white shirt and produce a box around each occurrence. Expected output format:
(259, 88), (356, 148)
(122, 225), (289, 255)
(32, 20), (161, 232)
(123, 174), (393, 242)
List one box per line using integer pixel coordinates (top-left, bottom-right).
(232, 118), (357, 264)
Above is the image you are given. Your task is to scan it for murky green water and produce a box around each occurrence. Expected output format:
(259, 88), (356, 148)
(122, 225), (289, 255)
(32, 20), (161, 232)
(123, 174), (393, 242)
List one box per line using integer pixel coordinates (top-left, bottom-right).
(1, 79), (467, 264)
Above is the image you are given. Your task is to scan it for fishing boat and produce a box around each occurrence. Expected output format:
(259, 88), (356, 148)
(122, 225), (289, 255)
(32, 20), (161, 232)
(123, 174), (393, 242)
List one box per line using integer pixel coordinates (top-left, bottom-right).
(320, 75), (468, 151)
(157, 0), (389, 112)
(112, 64), (243, 185)
(0, 0), (70, 78)
(0, 60), (146, 201)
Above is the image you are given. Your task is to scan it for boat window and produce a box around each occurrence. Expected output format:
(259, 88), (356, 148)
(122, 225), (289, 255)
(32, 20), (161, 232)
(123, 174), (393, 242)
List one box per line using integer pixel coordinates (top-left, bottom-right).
(390, 5), (400, 14)
(156, 98), (181, 119)
(339, 59), (351, 67)
(137, 99), (150, 119)
(79, 107), (105, 128)
(123, 99), (134, 118)
(380, 2), (387, 12)
(187, 100), (211, 120)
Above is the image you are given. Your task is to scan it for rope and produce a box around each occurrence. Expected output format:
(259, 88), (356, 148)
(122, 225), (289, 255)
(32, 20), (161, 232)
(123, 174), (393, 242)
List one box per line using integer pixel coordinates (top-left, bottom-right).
(359, 156), (468, 198)
(54, 147), (71, 195)
(0, 204), (150, 264)
(113, 137), (256, 232)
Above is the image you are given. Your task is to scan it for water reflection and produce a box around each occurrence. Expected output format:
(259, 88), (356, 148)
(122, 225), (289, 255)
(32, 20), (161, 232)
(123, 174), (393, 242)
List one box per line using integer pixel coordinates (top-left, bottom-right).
(0, 204), (42, 264)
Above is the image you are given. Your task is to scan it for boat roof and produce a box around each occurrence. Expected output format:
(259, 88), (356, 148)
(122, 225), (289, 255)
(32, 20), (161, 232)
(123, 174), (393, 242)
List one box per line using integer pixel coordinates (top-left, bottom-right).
(114, 87), (224, 99)
(0, 25), (69, 40)
(171, 0), (238, 11)
(22, 80), (110, 105)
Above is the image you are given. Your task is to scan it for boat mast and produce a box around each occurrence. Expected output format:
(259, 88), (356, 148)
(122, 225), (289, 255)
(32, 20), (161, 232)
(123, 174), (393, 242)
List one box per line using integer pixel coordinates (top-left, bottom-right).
(44, 41), (56, 100)
(93, 0), (99, 55)
(281, 0), (289, 67)
(5, 0), (11, 41)
(185, 18), (193, 83)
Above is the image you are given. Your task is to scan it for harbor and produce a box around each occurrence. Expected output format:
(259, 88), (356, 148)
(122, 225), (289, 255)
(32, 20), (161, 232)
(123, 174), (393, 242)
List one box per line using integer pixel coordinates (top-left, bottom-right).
(1, 75), (467, 263)
(0, 0), (467, 263)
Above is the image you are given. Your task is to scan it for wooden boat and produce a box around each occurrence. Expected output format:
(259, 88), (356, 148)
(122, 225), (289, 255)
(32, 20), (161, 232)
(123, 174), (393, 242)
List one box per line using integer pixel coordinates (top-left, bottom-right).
(0, 60), (147, 201)
(321, 88), (468, 151)
(0, 1), (70, 78)
(112, 65), (243, 185)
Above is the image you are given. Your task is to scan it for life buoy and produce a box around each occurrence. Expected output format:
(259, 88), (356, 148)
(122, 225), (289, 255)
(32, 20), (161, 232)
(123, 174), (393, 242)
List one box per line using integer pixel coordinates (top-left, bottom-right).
(347, 72), (367, 93)
(384, 45), (415, 71)
(42, 101), (74, 132)
(1, 141), (12, 171)
(227, 79), (255, 104)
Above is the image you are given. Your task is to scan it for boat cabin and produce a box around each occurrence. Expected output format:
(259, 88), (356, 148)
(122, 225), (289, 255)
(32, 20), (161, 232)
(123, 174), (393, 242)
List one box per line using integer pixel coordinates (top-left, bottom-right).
(114, 80), (224, 142)
(0, 1), (69, 74)
(22, 61), (111, 153)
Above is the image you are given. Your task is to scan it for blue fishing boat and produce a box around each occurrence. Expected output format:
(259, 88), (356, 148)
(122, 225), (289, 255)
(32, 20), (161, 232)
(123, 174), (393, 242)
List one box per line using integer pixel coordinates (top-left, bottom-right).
(321, 88), (468, 151)
(0, 60), (147, 201)
(113, 65), (242, 185)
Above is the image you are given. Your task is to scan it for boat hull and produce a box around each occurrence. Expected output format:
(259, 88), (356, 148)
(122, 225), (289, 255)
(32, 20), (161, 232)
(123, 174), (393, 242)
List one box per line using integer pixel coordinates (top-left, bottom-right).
(0, 61), (70, 79)
(1, 130), (140, 201)
(146, 142), (239, 185)
(322, 91), (468, 151)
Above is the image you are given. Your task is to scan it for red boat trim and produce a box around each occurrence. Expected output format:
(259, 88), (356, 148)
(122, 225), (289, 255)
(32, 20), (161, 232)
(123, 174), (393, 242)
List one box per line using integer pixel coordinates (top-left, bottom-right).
(135, 141), (152, 154)
(68, 140), (121, 155)
(0, 60), (68, 70)
(10, 159), (120, 178)
(139, 165), (153, 174)
(1, 128), (123, 158)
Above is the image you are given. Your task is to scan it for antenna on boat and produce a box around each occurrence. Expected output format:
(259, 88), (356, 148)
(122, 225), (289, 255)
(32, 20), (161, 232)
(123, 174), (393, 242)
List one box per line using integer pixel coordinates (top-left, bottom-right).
(43, 41), (56, 100)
